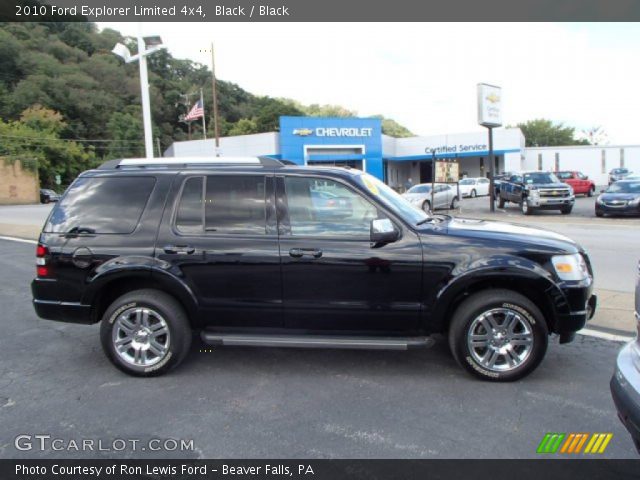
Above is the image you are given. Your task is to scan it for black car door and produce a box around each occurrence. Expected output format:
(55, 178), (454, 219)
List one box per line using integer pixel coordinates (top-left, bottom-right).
(155, 172), (282, 328)
(276, 173), (423, 333)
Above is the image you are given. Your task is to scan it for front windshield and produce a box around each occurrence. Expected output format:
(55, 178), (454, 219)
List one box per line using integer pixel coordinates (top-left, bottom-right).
(407, 184), (431, 194)
(358, 173), (429, 224)
(523, 172), (560, 184)
(613, 168), (629, 174)
(459, 179), (475, 185)
(607, 181), (640, 194)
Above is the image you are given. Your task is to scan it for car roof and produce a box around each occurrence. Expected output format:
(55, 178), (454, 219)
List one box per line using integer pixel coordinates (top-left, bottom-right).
(90, 157), (364, 179)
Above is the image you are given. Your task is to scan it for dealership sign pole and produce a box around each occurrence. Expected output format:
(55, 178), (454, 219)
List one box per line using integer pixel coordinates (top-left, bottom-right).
(477, 83), (502, 212)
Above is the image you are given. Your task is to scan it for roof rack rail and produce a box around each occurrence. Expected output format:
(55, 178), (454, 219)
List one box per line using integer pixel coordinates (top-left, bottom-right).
(97, 156), (286, 170)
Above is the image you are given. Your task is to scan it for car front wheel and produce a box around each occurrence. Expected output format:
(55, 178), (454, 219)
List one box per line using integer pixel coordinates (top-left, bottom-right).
(521, 200), (533, 215)
(422, 200), (431, 213)
(448, 289), (549, 381)
(100, 289), (192, 377)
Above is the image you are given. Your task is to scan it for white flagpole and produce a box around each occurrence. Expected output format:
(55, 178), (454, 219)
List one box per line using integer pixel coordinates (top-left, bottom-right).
(200, 88), (207, 140)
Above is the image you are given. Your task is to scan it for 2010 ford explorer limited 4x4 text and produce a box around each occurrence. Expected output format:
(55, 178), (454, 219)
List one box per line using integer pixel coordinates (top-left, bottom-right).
(31, 157), (597, 381)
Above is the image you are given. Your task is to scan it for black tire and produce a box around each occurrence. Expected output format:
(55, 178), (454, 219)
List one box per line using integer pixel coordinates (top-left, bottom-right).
(450, 196), (459, 209)
(470, 189), (477, 198)
(498, 196), (506, 208)
(448, 289), (549, 382)
(595, 210), (604, 218)
(100, 289), (192, 377)
(560, 206), (573, 215)
(587, 187), (594, 197)
(521, 200), (533, 215)
(422, 200), (431, 213)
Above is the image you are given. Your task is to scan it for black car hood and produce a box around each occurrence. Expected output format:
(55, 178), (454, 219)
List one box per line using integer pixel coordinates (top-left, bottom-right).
(600, 193), (640, 201)
(442, 217), (580, 253)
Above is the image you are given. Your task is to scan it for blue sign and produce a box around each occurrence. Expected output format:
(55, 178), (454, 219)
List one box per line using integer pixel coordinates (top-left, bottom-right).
(279, 117), (383, 180)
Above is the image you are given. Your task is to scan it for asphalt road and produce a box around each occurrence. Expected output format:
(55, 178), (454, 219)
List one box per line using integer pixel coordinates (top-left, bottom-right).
(0, 239), (637, 459)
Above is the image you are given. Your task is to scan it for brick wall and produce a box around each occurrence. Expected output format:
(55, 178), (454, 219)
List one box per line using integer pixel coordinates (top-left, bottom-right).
(0, 158), (39, 204)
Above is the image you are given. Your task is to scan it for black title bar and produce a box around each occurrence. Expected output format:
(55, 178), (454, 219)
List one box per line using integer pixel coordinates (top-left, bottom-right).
(2, 0), (640, 21)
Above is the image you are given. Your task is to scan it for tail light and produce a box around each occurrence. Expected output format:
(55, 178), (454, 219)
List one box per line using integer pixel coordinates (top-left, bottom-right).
(36, 243), (50, 277)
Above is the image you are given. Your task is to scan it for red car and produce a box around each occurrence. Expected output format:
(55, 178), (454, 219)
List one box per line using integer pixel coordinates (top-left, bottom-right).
(555, 171), (596, 197)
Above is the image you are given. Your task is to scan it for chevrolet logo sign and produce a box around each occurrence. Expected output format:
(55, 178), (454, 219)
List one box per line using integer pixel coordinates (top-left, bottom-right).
(486, 93), (500, 104)
(293, 128), (313, 136)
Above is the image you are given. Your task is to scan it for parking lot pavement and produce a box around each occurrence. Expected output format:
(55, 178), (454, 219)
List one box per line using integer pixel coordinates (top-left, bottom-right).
(0, 239), (637, 459)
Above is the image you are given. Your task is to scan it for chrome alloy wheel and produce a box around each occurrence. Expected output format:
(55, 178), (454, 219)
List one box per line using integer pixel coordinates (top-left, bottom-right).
(466, 308), (534, 372)
(112, 307), (170, 367)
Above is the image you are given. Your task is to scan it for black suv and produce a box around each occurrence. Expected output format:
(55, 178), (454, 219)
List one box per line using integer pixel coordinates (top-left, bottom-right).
(31, 157), (597, 381)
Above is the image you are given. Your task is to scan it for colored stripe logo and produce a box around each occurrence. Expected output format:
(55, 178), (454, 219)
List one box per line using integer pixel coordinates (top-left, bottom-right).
(537, 433), (613, 454)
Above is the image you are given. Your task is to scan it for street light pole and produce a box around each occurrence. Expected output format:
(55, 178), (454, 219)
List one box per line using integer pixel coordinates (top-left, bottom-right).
(488, 126), (495, 212)
(137, 34), (154, 159)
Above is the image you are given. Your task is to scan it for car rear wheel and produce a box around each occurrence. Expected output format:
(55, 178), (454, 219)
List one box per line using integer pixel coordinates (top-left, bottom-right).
(587, 186), (594, 197)
(450, 196), (459, 209)
(100, 289), (192, 377)
(470, 189), (477, 198)
(448, 289), (549, 381)
(498, 196), (506, 208)
(422, 200), (431, 213)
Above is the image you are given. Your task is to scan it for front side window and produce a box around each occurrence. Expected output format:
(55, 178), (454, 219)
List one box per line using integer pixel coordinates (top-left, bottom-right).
(175, 175), (266, 235)
(45, 176), (155, 234)
(285, 176), (382, 237)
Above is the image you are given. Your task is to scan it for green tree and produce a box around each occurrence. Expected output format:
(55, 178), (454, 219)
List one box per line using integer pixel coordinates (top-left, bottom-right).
(228, 118), (259, 136)
(376, 116), (414, 138)
(106, 108), (145, 158)
(254, 99), (304, 132)
(514, 119), (587, 147)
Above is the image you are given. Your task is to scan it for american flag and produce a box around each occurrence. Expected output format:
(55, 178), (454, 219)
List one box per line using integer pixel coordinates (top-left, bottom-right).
(184, 100), (204, 121)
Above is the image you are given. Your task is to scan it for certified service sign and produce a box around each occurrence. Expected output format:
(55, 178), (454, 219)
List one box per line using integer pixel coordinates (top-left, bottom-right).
(477, 83), (502, 127)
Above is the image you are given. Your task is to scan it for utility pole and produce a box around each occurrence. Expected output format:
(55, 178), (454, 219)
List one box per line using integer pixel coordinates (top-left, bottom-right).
(210, 42), (221, 156)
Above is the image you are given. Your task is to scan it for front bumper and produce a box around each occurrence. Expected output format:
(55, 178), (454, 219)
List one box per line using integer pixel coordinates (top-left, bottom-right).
(527, 196), (575, 209)
(610, 342), (640, 454)
(551, 278), (596, 339)
(596, 203), (640, 216)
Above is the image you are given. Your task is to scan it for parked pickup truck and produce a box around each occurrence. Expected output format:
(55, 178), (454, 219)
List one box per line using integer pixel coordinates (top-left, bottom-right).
(497, 171), (575, 215)
(556, 171), (596, 197)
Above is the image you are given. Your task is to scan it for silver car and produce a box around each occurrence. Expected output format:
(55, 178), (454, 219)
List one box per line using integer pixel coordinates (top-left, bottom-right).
(611, 260), (640, 454)
(403, 183), (459, 212)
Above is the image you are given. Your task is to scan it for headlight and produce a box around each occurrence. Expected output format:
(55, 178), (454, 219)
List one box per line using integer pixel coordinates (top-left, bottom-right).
(596, 196), (605, 205)
(551, 254), (589, 281)
(528, 188), (540, 199)
(629, 197), (640, 206)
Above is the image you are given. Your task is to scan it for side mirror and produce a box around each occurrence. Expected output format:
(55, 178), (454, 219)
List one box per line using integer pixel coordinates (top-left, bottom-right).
(370, 218), (399, 244)
(600, 189), (606, 194)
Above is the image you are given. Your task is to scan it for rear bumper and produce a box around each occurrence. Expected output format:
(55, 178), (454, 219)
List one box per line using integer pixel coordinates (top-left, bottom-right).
(610, 343), (640, 454)
(32, 279), (93, 324)
(32, 299), (93, 324)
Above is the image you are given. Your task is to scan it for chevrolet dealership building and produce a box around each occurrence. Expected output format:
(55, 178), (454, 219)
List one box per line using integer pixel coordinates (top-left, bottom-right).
(165, 116), (640, 187)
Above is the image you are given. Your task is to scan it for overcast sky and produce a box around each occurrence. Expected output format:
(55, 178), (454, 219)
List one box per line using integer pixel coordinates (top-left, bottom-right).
(99, 22), (640, 144)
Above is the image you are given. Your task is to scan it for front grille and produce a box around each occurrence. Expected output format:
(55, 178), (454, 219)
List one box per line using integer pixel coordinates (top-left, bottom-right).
(604, 200), (628, 207)
(539, 188), (571, 198)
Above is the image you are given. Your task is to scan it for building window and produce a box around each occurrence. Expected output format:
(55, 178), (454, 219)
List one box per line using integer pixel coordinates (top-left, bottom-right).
(554, 152), (560, 172)
(479, 157), (484, 176)
(620, 148), (625, 168)
(537, 153), (543, 171)
(601, 150), (606, 174)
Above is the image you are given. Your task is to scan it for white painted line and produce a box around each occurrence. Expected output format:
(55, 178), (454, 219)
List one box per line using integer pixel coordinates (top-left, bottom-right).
(578, 328), (634, 343)
(0, 235), (37, 245)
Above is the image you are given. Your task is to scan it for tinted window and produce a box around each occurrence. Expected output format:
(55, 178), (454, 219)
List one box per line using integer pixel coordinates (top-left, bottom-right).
(176, 177), (204, 234)
(556, 172), (572, 180)
(205, 175), (266, 234)
(285, 177), (382, 237)
(523, 172), (559, 184)
(45, 176), (155, 234)
(407, 185), (431, 194)
(607, 181), (640, 193)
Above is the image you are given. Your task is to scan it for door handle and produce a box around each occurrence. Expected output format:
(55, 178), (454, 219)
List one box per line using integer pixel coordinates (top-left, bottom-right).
(289, 248), (323, 259)
(163, 245), (195, 255)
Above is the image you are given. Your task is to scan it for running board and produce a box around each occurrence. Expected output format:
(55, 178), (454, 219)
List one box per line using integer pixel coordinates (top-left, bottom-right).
(200, 332), (434, 350)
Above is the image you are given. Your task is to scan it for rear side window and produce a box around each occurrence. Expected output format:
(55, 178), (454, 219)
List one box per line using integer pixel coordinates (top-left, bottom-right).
(45, 176), (155, 234)
(175, 175), (267, 235)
